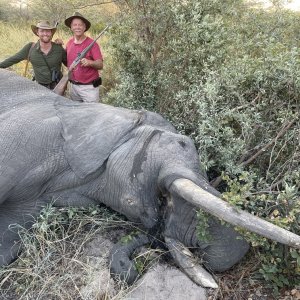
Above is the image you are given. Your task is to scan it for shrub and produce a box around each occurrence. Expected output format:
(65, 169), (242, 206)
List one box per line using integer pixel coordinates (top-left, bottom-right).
(106, 0), (300, 291)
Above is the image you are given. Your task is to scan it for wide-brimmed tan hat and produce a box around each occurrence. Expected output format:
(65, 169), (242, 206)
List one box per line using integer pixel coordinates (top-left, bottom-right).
(31, 20), (57, 36)
(64, 12), (91, 32)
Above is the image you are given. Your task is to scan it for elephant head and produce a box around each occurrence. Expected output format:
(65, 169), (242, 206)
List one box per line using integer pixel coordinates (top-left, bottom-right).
(101, 126), (300, 288)
(0, 69), (300, 289)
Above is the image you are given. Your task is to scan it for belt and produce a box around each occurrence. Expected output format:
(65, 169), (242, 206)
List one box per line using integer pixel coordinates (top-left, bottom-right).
(69, 80), (93, 85)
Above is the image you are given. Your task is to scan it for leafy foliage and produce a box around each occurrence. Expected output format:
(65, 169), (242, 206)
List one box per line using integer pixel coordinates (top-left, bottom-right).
(0, 0), (115, 25)
(107, 0), (300, 291)
(196, 210), (212, 243)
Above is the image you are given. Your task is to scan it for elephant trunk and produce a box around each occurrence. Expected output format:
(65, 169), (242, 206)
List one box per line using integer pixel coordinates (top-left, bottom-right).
(170, 178), (300, 249)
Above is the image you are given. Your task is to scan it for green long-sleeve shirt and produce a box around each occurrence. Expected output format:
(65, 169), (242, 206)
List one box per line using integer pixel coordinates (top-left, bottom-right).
(0, 41), (67, 84)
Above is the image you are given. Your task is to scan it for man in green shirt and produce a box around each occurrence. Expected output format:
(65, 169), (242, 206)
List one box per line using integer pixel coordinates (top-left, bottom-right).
(0, 20), (66, 90)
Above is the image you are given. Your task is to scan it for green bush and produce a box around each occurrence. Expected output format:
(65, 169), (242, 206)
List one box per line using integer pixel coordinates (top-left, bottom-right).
(106, 0), (300, 291)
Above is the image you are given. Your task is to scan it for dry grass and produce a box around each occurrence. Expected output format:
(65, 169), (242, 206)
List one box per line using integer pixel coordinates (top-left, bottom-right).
(207, 253), (300, 300)
(1, 204), (298, 299)
(0, 205), (142, 300)
(0, 22), (36, 77)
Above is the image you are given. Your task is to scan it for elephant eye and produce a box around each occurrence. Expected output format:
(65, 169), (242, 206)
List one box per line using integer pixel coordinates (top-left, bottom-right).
(178, 140), (186, 148)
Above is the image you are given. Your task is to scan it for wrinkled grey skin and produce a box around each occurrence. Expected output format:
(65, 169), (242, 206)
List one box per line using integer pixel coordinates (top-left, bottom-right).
(0, 70), (248, 283)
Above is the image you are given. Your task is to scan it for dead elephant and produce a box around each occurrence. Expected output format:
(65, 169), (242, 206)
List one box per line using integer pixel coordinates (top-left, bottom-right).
(0, 69), (299, 288)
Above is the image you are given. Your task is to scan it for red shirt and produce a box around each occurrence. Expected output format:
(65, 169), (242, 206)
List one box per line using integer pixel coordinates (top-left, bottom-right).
(66, 36), (103, 83)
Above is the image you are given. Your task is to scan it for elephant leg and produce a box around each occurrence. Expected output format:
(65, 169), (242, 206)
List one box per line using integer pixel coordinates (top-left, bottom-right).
(198, 219), (249, 272)
(0, 199), (43, 267)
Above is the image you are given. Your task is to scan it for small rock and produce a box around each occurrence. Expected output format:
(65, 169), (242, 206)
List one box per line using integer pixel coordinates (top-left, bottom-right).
(291, 289), (300, 299)
(124, 263), (207, 300)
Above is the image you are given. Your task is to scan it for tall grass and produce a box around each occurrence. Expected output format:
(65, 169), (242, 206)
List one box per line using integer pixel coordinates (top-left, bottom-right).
(0, 22), (37, 77)
(0, 205), (160, 300)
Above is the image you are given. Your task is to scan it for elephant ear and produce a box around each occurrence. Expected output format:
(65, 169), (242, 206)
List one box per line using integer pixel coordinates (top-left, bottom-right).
(55, 100), (143, 178)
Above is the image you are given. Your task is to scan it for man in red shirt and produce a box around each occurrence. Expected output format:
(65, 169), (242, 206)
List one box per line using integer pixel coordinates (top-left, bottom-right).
(65, 12), (103, 102)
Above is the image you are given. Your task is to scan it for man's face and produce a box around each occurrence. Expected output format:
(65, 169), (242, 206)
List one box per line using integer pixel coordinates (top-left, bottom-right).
(70, 18), (86, 37)
(37, 29), (53, 43)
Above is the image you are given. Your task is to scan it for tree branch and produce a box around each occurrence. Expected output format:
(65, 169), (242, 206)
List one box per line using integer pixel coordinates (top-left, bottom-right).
(211, 117), (298, 188)
(77, 0), (118, 9)
(240, 118), (297, 167)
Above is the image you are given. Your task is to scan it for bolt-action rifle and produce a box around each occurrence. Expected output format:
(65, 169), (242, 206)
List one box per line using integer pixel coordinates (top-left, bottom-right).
(53, 24), (110, 96)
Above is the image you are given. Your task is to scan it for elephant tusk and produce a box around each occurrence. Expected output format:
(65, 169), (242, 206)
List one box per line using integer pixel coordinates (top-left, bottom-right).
(165, 236), (218, 288)
(171, 179), (300, 249)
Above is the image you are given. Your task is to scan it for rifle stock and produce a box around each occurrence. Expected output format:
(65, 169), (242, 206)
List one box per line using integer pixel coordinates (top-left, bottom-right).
(53, 72), (70, 96)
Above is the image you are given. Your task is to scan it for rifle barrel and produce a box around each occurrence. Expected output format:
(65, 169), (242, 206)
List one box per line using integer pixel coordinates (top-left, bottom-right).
(80, 24), (111, 57)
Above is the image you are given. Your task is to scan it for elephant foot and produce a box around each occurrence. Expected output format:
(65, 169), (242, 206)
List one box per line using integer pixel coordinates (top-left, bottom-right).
(164, 236), (218, 288)
(109, 233), (150, 284)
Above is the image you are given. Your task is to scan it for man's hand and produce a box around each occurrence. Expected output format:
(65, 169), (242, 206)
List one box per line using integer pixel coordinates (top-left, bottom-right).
(80, 58), (103, 70)
(54, 38), (64, 45)
(80, 58), (91, 67)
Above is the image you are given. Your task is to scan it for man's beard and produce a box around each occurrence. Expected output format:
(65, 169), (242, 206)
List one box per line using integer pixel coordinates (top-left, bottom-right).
(40, 37), (52, 43)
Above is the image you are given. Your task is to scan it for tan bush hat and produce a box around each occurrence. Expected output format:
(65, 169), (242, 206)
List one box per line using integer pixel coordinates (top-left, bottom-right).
(31, 20), (57, 36)
(64, 12), (91, 32)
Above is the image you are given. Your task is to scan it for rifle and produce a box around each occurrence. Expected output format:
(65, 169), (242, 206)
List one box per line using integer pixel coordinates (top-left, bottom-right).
(53, 24), (111, 96)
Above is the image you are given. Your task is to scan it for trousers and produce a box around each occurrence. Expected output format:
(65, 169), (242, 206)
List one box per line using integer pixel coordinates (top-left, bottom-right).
(70, 83), (100, 103)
